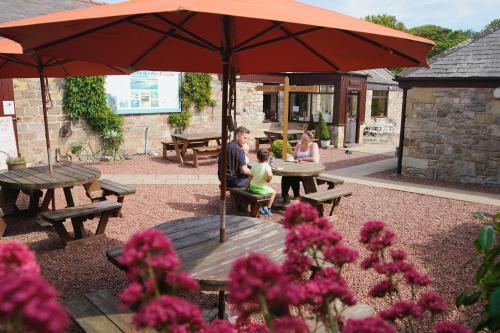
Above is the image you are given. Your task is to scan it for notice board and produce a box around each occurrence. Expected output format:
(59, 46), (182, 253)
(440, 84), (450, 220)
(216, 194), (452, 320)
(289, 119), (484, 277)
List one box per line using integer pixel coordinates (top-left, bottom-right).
(0, 116), (18, 167)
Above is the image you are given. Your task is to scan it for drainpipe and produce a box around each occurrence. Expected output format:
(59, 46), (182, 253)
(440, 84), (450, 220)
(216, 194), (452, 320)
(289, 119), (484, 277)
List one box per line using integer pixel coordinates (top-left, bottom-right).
(144, 126), (149, 155)
(397, 88), (408, 175)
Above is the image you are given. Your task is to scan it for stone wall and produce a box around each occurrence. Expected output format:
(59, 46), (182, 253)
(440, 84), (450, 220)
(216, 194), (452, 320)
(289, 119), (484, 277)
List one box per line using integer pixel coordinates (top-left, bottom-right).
(402, 87), (500, 184)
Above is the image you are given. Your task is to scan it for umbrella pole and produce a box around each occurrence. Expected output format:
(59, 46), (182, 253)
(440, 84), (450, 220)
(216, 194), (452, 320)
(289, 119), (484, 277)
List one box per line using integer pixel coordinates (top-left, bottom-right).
(39, 72), (53, 174)
(282, 76), (290, 158)
(220, 59), (229, 243)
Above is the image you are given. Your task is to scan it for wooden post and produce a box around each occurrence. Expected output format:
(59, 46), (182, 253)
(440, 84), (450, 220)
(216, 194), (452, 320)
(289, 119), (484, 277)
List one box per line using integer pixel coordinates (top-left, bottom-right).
(282, 76), (290, 159)
(39, 72), (53, 174)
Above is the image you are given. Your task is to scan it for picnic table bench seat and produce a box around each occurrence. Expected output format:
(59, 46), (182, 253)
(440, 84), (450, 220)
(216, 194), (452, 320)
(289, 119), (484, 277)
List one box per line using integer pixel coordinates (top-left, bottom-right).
(40, 201), (122, 246)
(191, 146), (221, 168)
(301, 188), (352, 218)
(99, 179), (136, 217)
(315, 174), (345, 189)
(161, 140), (208, 159)
(254, 136), (269, 151)
(228, 187), (271, 217)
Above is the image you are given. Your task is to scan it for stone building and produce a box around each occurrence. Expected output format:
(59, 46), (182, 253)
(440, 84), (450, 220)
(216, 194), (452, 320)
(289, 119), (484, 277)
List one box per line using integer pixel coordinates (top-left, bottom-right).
(397, 27), (500, 185)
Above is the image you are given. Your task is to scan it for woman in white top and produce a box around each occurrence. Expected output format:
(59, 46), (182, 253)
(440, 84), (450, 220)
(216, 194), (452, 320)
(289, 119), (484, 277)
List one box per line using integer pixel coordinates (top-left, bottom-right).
(281, 130), (320, 203)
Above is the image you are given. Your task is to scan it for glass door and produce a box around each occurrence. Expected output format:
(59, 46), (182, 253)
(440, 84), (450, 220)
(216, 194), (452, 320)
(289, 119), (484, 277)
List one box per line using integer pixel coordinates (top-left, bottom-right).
(345, 91), (359, 144)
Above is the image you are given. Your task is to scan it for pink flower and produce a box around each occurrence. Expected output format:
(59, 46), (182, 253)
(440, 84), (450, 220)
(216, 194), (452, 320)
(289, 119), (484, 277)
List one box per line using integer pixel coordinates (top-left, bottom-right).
(0, 273), (69, 333)
(305, 268), (356, 310)
(283, 202), (319, 229)
(120, 282), (144, 307)
(343, 316), (397, 333)
(389, 249), (407, 261)
(360, 253), (380, 270)
(380, 301), (423, 321)
(164, 271), (199, 294)
(229, 253), (282, 316)
(360, 220), (386, 244)
(273, 315), (309, 333)
(312, 216), (333, 231)
(418, 292), (448, 314)
(286, 224), (342, 255)
(200, 319), (235, 333)
(282, 253), (312, 278)
(267, 281), (306, 315)
(373, 261), (412, 275)
(367, 229), (395, 251)
(432, 321), (473, 333)
(246, 323), (269, 333)
(324, 244), (359, 266)
(0, 241), (40, 276)
(403, 269), (431, 286)
(132, 295), (204, 332)
(119, 229), (180, 281)
(369, 279), (395, 298)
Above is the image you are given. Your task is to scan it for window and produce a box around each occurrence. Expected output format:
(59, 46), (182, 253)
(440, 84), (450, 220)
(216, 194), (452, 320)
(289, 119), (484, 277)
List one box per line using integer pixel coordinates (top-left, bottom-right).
(263, 91), (279, 121)
(371, 90), (388, 117)
(289, 85), (334, 123)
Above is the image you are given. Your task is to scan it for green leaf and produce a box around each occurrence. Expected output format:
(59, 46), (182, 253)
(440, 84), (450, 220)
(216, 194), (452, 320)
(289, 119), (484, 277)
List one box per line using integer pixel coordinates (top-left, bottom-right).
(479, 226), (495, 251)
(489, 288), (500, 317)
(456, 291), (481, 307)
(474, 212), (487, 221)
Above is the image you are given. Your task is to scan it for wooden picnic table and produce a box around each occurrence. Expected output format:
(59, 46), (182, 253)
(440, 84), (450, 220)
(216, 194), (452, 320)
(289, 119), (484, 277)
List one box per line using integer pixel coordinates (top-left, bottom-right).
(106, 215), (286, 318)
(271, 159), (325, 193)
(0, 165), (102, 217)
(264, 129), (304, 144)
(170, 132), (222, 164)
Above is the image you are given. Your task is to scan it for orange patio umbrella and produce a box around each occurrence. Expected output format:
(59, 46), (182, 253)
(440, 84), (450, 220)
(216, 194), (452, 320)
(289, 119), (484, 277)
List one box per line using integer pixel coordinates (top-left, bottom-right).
(0, 38), (130, 173)
(0, 0), (434, 241)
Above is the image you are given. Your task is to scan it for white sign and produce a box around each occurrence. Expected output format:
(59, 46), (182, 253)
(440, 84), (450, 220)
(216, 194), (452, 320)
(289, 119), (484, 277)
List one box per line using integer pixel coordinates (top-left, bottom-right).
(0, 117), (18, 168)
(105, 71), (181, 115)
(2, 101), (15, 115)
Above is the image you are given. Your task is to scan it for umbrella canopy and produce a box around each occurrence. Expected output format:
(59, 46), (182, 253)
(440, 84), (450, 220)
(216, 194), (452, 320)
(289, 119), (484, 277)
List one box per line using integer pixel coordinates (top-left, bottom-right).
(0, 37), (131, 172)
(0, 0), (434, 242)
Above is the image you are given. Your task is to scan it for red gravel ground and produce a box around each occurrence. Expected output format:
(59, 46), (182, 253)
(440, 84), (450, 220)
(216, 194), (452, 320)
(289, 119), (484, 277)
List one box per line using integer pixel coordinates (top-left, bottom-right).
(82, 146), (392, 175)
(3, 182), (497, 328)
(368, 168), (500, 195)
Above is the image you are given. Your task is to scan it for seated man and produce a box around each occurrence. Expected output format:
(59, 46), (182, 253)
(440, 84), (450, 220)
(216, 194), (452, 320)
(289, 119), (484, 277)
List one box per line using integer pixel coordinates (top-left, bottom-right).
(218, 126), (251, 188)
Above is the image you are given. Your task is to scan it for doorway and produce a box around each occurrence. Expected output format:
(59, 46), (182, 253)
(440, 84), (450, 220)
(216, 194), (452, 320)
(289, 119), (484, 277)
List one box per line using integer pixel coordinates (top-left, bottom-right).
(345, 90), (360, 144)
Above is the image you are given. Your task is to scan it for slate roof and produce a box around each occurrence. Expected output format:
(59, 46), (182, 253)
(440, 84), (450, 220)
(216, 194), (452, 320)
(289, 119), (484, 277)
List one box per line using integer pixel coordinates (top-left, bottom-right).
(398, 27), (500, 80)
(0, 0), (99, 23)
(351, 68), (397, 85)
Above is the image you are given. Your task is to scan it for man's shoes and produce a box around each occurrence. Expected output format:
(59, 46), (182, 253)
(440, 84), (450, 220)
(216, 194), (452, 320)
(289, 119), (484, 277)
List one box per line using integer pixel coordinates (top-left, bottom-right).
(262, 206), (273, 217)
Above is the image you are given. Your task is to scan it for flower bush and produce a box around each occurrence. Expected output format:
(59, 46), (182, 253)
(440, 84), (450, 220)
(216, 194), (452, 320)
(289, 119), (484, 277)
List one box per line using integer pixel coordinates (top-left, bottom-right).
(0, 241), (69, 333)
(119, 203), (473, 333)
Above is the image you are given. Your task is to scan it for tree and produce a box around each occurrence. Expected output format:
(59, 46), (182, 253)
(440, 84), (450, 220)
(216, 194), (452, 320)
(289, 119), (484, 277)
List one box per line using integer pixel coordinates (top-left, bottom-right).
(363, 14), (407, 31)
(409, 25), (473, 58)
(484, 18), (500, 31)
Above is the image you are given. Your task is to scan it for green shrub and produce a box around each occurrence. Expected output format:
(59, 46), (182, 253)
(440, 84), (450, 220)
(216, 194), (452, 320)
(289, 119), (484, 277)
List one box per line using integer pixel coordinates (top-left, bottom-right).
(181, 73), (216, 112)
(6, 156), (26, 164)
(270, 139), (292, 159)
(63, 77), (124, 155)
(457, 211), (500, 332)
(316, 112), (331, 141)
(169, 111), (192, 133)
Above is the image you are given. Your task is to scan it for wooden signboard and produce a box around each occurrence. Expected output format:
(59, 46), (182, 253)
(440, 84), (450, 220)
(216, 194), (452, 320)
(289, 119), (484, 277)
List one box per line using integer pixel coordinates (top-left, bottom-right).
(256, 81), (318, 157)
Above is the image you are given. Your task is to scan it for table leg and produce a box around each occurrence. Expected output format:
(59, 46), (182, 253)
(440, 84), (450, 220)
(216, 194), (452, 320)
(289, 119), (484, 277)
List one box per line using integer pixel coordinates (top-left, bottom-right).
(218, 291), (225, 319)
(0, 188), (19, 216)
(180, 139), (190, 163)
(63, 187), (84, 239)
(302, 177), (318, 194)
(171, 136), (183, 164)
(40, 189), (54, 212)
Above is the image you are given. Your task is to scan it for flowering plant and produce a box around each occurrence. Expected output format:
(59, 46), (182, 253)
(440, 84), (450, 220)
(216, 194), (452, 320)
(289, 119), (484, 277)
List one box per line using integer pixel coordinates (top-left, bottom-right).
(0, 241), (69, 333)
(120, 203), (472, 333)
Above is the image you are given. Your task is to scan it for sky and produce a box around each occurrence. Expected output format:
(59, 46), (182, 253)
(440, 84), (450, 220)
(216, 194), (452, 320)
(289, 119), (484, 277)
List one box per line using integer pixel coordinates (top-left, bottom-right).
(102, 0), (498, 31)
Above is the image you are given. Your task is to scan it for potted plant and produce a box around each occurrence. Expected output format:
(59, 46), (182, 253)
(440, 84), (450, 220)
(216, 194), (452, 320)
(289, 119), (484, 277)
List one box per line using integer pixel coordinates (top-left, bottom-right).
(6, 156), (27, 170)
(317, 112), (331, 147)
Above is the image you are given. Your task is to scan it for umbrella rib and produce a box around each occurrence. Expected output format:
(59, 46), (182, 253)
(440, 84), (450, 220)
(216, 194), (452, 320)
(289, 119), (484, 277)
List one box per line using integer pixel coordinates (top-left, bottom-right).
(233, 26), (323, 54)
(152, 14), (220, 52)
(339, 30), (421, 65)
(129, 12), (197, 69)
(278, 26), (339, 71)
(233, 21), (283, 51)
(33, 15), (145, 53)
(57, 62), (70, 77)
(128, 20), (216, 52)
(0, 59), (8, 71)
(0, 54), (36, 68)
(106, 65), (128, 74)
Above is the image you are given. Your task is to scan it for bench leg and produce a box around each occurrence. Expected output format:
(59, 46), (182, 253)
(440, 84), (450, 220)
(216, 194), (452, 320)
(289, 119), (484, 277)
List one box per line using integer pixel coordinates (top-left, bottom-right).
(329, 198), (342, 219)
(255, 140), (260, 151)
(72, 217), (86, 239)
(96, 211), (114, 235)
(249, 201), (261, 217)
(53, 222), (72, 245)
(40, 189), (54, 212)
(116, 196), (124, 218)
(162, 143), (167, 159)
(0, 217), (7, 237)
(193, 151), (199, 168)
(218, 291), (225, 320)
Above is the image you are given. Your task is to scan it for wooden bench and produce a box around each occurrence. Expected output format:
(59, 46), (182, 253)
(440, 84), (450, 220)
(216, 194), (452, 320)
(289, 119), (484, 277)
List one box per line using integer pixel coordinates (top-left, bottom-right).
(0, 187), (20, 237)
(161, 141), (208, 159)
(99, 179), (136, 218)
(315, 174), (345, 189)
(228, 188), (271, 217)
(300, 188), (352, 218)
(191, 146), (221, 168)
(40, 201), (122, 246)
(254, 136), (269, 151)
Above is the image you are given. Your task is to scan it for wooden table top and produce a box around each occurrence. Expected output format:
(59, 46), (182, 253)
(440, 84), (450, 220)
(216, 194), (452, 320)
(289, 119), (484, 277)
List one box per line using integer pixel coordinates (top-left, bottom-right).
(271, 159), (325, 177)
(171, 132), (222, 142)
(0, 165), (101, 190)
(107, 215), (286, 290)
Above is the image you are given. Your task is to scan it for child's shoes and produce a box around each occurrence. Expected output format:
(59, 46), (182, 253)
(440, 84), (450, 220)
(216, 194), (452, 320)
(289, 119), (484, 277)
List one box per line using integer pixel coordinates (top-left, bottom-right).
(262, 206), (273, 217)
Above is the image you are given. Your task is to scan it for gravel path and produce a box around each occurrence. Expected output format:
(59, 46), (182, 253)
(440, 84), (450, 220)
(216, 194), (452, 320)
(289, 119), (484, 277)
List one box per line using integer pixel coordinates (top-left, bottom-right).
(4, 182), (497, 327)
(80, 147), (392, 175)
(367, 168), (500, 195)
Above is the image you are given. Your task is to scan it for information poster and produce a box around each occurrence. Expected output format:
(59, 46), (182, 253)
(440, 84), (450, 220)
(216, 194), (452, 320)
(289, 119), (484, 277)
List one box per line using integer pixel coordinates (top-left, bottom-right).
(105, 71), (181, 114)
(0, 116), (18, 168)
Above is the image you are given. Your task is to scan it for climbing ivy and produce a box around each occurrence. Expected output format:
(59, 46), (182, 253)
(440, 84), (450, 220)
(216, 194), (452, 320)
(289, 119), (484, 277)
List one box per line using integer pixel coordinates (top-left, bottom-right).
(63, 77), (124, 155)
(181, 73), (216, 112)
